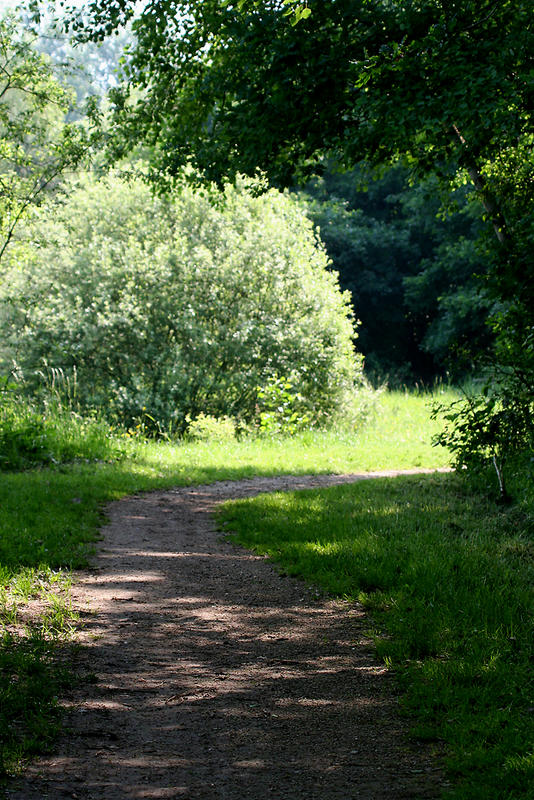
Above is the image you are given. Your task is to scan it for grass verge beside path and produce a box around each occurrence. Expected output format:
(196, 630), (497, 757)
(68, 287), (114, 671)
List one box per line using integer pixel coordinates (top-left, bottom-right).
(218, 471), (534, 800)
(0, 389), (452, 780)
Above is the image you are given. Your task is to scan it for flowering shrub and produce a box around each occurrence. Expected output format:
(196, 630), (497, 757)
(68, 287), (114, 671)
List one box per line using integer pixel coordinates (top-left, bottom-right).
(1, 172), (362, 432)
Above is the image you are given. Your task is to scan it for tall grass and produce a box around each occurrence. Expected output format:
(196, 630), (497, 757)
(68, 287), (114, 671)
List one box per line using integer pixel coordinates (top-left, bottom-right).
(0, 394), (122, 470)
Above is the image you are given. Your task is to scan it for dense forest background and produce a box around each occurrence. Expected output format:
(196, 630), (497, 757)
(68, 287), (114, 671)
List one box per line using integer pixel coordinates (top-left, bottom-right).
(301, 164), (492, 383)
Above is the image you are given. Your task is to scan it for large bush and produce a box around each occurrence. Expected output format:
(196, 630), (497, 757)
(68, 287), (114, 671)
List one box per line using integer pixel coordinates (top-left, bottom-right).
(1, 172), (361, 431)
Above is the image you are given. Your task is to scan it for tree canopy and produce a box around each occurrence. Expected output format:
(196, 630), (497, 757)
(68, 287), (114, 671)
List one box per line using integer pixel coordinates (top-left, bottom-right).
(64, 2), (532, 192)
(62, 0), (533, 307)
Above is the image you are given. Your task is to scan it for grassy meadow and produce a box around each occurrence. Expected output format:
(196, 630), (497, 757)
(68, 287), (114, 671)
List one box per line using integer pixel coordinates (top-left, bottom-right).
(1, 385), (532, 799)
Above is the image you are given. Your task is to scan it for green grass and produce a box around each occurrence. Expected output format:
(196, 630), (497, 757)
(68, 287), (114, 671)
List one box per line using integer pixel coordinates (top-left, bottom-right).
(0, 632), (74, 778)
(218, 467), (534, 799)
(0, 388), (454, 780)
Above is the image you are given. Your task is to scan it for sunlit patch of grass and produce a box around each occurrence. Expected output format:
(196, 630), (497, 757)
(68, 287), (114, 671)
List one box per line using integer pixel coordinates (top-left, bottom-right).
(129, 387), (454, 477)
(218, 470), (534, 799)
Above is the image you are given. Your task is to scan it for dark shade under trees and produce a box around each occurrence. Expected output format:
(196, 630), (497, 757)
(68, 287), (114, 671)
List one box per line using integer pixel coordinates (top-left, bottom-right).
(300, 163), (494, 383)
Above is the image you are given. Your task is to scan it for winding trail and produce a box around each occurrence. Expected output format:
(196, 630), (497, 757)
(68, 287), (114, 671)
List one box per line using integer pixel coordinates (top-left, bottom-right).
(9, 471), (447, 800)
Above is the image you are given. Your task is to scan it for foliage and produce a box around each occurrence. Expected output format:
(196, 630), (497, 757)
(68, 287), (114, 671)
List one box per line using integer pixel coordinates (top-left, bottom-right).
(256, 375), (312, 436)
(219, 470), (534, 799)
(437, 272), (534, 494)
(56, 1), (533, 466)
(185, 413), (236, 443)
(433, 369), (534, 503)
(0, 13), (94, 266)
(0, 396), (48, 470)
(62, 1), (532, 194)
(0, 171), (361, 431)
(403, 236), (492, 368)
(33, 20), (132, 104)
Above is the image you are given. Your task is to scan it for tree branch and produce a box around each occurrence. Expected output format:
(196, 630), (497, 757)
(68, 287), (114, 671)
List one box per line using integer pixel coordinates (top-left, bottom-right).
(452, 125), (508, 245)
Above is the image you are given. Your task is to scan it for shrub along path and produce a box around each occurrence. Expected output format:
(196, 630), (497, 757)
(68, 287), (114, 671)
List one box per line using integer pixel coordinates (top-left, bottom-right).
(9, 472), (448, 800)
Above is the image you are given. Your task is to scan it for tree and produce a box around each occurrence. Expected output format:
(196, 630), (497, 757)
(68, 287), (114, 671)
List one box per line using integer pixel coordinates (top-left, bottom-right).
(0, 171), (362, 431)
(33, 20), (134, 107)
(0, 13), (94, 266)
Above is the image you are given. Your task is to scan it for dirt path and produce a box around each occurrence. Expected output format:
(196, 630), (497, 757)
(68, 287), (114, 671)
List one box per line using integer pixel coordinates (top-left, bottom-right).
(9, 471), (447, 800)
